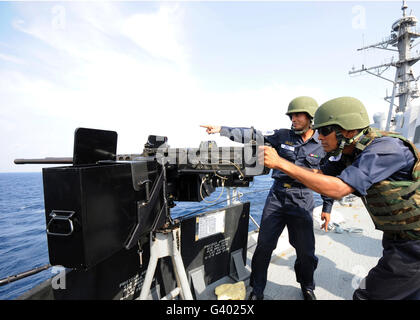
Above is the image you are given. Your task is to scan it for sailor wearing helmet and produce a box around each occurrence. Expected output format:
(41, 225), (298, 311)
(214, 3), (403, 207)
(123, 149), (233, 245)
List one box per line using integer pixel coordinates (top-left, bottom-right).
(201, 96), (334, 300)
(262, 96), (420, 300)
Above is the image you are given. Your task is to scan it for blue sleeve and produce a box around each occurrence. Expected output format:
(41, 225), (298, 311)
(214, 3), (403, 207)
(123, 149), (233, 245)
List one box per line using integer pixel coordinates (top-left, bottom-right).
(320, 155), (347, 177)
(220, 126), (279, 145)
(315, 154), (334, 213)
(320, 195), (334, 213)
(337, 138), (414, 196)
(220, 126), (258, 144)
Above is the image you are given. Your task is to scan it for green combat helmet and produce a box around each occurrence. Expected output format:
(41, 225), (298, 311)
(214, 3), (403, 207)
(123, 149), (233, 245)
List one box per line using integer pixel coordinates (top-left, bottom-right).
(286, 96), (318, 118)
(313, 97), (371, 156)
(286, 96), (318, 134)
(313, 97), (370, 130)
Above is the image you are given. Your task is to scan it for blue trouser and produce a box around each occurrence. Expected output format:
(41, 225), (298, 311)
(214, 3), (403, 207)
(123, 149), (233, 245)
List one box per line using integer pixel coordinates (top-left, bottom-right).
(250, 186), (318, 296)
(353, 237), (420, 300)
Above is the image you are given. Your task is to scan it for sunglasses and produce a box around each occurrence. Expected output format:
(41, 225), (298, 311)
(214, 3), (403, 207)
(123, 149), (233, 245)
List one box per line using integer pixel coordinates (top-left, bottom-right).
(317, 125), (336, 136)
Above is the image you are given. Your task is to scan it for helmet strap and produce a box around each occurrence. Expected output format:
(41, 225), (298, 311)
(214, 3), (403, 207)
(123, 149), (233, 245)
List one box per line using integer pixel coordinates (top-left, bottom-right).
(291, 117), (312, 135)
(329, 128), (367, 157)
(292, 126), (310, 135)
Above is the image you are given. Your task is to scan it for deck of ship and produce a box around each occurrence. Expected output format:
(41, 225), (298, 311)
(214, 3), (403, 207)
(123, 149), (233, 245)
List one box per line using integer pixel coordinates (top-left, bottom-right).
(244, 197), (383, 300)
(134, 197), (383, 301)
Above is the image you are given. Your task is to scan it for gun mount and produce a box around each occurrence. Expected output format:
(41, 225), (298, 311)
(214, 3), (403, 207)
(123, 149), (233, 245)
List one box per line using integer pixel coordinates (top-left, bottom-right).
(16, 128), (268, 272)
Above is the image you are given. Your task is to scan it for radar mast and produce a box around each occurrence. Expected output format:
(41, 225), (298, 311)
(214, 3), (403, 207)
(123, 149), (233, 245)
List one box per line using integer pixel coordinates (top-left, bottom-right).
(349, 0), (420, 146)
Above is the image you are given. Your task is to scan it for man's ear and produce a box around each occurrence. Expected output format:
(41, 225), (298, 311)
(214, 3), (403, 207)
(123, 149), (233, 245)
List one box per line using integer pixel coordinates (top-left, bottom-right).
(341, 129), (359, 139)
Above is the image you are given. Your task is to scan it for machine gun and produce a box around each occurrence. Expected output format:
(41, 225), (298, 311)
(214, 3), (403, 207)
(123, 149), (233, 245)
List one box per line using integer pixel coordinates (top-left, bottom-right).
(14, 127), (268, 300)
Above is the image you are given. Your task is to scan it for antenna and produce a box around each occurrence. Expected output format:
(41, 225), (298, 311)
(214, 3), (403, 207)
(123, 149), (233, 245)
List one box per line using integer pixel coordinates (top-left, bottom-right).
(349, 0), (420, 137)
(402, 0), (408, 17)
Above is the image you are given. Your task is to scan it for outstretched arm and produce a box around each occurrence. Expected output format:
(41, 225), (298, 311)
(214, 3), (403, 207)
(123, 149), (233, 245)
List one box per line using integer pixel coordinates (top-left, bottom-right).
(261, 146), (354, 199)
(200, 125), (263, 144)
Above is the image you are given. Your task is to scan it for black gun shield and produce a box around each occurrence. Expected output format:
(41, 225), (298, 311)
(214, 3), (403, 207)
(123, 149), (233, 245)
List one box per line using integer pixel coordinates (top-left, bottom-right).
(180, 202), (250, 295)
(73, 127), (117, 165)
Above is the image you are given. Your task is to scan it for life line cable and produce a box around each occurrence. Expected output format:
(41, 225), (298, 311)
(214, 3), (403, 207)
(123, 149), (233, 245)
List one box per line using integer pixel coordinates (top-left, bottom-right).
(178, 187), (271, 222)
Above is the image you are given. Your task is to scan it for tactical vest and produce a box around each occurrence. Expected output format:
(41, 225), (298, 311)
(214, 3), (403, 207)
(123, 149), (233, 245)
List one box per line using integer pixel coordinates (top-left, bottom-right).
(354, 128), (420, 240)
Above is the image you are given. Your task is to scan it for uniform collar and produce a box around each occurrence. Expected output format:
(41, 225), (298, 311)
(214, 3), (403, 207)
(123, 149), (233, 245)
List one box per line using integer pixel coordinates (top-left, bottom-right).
(291, 129), (319, 144)
(312, 130), (320, 142)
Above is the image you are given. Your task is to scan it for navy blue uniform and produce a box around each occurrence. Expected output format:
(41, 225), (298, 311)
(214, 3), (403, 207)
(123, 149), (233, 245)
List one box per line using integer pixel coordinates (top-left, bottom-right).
(321, 136), (420, 300)
(220, 126), (333, 296)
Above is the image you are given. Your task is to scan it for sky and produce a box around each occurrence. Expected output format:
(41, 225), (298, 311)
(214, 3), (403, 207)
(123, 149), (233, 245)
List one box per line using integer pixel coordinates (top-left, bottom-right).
(1, 0), (420, 172)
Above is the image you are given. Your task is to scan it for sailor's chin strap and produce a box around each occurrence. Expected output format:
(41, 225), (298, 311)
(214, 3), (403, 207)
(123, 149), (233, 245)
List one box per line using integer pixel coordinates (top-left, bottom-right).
(328, 128), (369, 157)
(292, 121), (312, 135)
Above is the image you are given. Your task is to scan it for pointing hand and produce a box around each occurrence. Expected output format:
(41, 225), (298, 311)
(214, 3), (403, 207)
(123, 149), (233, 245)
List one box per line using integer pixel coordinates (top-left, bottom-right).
(200, 125), (221, 134)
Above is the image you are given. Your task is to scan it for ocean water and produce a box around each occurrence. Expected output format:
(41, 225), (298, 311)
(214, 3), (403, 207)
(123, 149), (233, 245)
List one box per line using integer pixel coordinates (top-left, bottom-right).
(0, 172), (321, 300)
(0, 173), (49, 300)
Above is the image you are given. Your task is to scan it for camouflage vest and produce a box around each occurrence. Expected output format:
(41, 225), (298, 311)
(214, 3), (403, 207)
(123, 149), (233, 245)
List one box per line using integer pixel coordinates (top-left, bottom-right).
(354, 128), (420, 240)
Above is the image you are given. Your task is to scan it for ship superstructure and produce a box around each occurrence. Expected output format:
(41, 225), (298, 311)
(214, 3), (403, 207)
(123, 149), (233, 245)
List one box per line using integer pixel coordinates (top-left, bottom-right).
(349, 0), (420, 146)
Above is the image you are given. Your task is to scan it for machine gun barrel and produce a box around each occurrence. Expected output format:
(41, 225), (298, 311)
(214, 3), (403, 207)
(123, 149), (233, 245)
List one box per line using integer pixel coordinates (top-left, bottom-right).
(14, 157), (73, 164)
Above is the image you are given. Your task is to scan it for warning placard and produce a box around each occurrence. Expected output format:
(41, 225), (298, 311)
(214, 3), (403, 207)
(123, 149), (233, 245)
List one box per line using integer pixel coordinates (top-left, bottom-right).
(195, 210), (225, 241)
